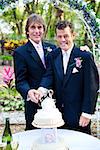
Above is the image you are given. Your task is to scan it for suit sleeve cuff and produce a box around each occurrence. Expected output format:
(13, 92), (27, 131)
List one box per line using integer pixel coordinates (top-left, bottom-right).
(82, 112), (92, 119)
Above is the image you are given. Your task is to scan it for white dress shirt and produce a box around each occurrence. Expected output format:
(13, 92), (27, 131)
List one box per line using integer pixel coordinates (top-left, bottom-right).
(29, 38), (46, 67)
(61, 44), (73, 74)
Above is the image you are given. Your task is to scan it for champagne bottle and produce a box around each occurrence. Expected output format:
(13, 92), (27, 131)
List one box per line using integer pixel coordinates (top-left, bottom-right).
(2, 118), (12, 150)
(5, 143), (12, 150)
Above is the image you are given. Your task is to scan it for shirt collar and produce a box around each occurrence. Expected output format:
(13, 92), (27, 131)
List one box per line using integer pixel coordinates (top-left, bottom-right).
(29, 38), (42, 49)
(61, 43), (74, 56)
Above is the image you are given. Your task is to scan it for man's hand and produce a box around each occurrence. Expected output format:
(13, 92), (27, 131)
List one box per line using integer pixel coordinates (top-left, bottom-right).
(37, 89), (44, 101)
(79, 115), (90, 127)
(80, 45), (90, 52)
(27, 89), (40, 103)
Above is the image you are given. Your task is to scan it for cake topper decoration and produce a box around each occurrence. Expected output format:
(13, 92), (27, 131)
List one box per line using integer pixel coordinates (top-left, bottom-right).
(38, 89), (54, 107)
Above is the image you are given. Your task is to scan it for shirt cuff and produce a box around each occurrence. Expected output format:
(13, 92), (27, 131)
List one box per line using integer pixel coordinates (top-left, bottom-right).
(27, 95), (31, 101)
(82, 112), (92, 119)
(38, 87), (48, 96)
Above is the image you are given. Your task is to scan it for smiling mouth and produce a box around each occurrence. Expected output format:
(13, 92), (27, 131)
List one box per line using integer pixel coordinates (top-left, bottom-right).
(61, 43), (68, 46)
(34, 35), (40, 36)
(33, 34), (41, 36)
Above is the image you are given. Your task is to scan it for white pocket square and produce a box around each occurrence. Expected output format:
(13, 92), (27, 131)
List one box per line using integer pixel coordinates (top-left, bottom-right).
(72, 67), (79, 73)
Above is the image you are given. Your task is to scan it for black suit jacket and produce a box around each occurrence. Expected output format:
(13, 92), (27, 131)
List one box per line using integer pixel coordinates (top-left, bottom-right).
(40, 46), (99, 127)
(13, 40), (56, 99)
(13, 40), (56, 127)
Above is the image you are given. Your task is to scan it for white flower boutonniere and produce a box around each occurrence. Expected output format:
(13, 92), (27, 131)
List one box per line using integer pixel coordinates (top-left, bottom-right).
(47, 47), (52, 52)
(45, 47), (53, 56)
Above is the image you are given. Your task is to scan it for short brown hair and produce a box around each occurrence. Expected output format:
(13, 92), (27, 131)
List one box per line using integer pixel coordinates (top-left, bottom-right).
(25, 13), (46, 38)
(55, 20), (74, 33)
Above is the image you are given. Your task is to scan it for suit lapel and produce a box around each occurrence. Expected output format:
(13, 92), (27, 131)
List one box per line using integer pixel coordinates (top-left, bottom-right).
(27, 41), (45, 69)
(63, 46), (78, 85)
(54, 48), (64, 81)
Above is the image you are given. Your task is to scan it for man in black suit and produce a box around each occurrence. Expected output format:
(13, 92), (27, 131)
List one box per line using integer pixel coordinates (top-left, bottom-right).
(35, 20), (99, 134)
(13, 14), (56, 130)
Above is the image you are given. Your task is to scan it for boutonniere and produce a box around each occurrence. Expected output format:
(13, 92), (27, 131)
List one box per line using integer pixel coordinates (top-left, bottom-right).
(71, 57), (83, 74)
(45, 47), (52, 57)
(74, 57), (83, 68)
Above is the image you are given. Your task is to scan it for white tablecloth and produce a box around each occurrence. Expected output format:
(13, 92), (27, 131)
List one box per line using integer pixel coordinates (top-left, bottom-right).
(12, 129), (100, 150)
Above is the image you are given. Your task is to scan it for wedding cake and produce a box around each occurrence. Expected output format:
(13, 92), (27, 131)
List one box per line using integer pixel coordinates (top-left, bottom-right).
(32, 90), (69, 150)
(32, 94), (64, 128)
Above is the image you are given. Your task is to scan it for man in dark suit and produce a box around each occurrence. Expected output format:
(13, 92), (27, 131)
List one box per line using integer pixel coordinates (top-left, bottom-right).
(35, 20), (99, 134)
(13, 14), (56, 130)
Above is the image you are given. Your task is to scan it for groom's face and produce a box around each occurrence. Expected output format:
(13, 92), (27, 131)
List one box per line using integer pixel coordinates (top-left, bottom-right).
(56, 26), (75, 51)
(27, 22), (44, 44)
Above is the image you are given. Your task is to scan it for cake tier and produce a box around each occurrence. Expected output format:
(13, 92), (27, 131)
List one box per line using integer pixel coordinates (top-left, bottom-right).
(31, 138), (69, 150)
(32, 108), (64, 128)
(32, 120), (64, 128)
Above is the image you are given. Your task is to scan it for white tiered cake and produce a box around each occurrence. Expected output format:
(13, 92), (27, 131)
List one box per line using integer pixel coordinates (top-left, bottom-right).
(32, 95), (64, 128)
(32, 90), (69, 150)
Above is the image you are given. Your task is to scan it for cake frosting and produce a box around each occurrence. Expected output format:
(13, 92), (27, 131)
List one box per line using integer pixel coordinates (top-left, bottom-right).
(32, 95), (64, 128)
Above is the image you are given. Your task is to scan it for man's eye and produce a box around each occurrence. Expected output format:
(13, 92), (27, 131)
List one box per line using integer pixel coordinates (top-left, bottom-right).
(38, 26), (42, 29)
(57, 36), (62, 38)
(31, 26), (35, 29)
(64, 35), (68, 38)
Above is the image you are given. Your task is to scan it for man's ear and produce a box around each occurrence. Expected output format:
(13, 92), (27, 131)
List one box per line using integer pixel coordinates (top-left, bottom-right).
(72, 32), (76, 39)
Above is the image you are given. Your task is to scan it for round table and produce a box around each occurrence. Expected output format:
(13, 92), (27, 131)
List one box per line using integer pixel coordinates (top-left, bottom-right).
(13, 129), (100, 150)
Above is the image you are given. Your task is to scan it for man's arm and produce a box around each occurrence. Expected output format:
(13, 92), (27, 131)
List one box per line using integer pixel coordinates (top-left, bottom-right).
(79, 52), (99, 127)
(82, 52), (99, 113)
(13, 50), (30, 100)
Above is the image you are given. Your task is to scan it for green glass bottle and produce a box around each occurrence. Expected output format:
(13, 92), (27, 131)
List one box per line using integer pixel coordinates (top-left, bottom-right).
(5, 143), (12, 150)
(2, 118), (12, 150)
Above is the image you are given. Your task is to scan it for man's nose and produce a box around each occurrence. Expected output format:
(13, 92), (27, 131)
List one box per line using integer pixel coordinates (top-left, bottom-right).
(35, 27), (40, 32)
(61, 36), (66, 41)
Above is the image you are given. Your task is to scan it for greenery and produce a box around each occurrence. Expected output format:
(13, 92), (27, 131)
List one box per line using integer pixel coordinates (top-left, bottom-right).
(0, 55), (13, 61)
(0, 85), (24, 111)
(0, 0), (99, 42)
(0, 87), (24, 112)
(0, 66), (24, 112)
(0, 0), (99, 61)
